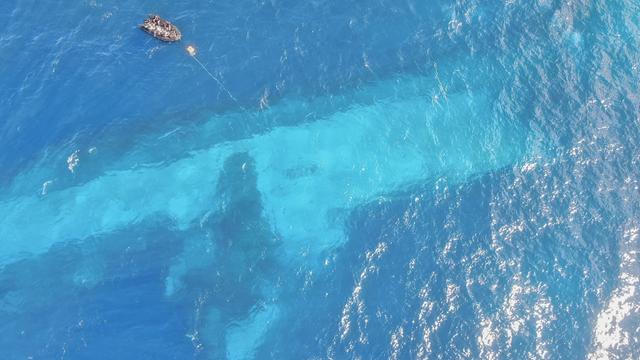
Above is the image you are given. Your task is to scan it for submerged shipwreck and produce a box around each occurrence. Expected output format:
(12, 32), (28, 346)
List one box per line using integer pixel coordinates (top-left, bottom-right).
(139, 14), (181, 42)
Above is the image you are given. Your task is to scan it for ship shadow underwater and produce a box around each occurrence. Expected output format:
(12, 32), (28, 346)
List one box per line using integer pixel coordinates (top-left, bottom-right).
(174, 152), (284, 359)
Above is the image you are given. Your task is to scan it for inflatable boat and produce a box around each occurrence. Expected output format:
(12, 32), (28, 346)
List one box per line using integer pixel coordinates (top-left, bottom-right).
(140, 14), (181, 42)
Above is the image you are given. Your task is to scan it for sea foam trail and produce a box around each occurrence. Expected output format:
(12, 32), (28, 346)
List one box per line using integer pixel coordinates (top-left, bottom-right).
(0, 73), (530, 268)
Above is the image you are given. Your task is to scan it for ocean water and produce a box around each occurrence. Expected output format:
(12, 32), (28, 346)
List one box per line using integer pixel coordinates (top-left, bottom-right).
(1, 0), (639, 359)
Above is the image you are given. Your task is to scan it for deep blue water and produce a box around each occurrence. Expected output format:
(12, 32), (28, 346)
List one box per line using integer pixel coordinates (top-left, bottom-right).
(1, 0), (640, 359)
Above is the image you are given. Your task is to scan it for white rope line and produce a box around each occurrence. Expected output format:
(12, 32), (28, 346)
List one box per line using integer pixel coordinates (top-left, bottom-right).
(190, 54), (239, 103)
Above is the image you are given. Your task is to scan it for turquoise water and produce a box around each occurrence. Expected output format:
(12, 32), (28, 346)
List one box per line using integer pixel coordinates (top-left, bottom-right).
(1, 0), (640, 359)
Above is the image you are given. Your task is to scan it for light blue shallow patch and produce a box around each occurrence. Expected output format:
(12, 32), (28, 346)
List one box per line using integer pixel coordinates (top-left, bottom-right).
(249, 89), (527, 262)
(0, 71), (529, 268)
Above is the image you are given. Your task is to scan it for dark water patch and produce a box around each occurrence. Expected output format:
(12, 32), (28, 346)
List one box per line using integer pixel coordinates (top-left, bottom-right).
(170, 151), (282, 356)
(190, 152), (279, 297)
(0, 220), (192, 358)
(260, 162), (624, 358)
(252, 172), (493, 358)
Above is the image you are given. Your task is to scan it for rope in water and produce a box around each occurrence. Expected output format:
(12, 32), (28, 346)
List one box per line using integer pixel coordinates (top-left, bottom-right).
(186, 45), (239, 104)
